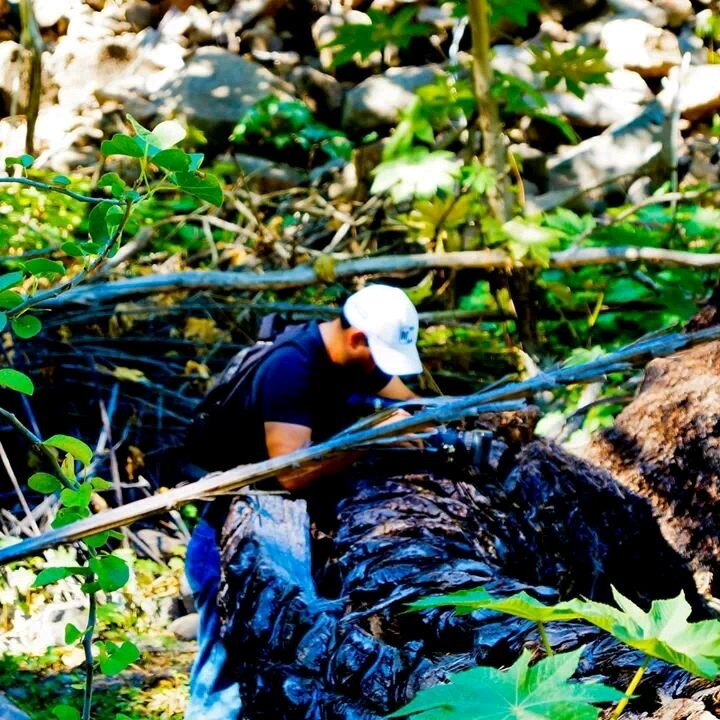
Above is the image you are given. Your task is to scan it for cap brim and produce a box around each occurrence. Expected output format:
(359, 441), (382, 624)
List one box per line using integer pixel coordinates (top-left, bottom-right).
(367, 335), (423, 376)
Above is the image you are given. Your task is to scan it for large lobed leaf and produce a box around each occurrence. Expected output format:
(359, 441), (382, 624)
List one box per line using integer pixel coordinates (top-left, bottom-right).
(567, 589), (720, 680)
(387, 648), (622, 720)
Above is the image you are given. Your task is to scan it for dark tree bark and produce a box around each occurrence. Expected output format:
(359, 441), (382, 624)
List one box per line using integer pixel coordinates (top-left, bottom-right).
(218, 395), (719, 718)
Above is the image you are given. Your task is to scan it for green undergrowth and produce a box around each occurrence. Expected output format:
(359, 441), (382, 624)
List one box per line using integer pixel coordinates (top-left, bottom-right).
(0, 649), (191, 720)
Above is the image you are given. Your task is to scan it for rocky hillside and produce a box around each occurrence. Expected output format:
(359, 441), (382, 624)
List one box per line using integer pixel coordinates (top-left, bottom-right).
(0, 0), (719, 211)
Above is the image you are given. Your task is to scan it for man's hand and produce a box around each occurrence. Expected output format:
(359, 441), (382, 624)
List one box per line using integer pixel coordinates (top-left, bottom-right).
(373, 408), (424, 449)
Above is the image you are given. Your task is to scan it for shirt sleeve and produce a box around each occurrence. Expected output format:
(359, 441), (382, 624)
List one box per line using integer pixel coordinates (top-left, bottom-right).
(255, 346), (314, 428)
(364, 366), (393, 394)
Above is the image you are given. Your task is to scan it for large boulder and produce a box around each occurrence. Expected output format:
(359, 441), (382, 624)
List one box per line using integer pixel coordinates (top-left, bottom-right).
(149, 47), (294, 137)
(46, 34), (140, 110)
(544, 70), (652, 128)
(342, 65), (441, 131)
(600, 18), (681, 77)
(658, 64), (720, 122)
(532, 102), (668, 210)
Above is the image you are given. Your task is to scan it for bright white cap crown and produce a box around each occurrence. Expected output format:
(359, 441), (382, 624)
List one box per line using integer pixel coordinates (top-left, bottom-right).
(343, 284), (422, 376)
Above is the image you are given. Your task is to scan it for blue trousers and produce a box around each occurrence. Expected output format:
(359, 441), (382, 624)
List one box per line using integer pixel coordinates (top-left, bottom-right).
(185, 519), (243, 720)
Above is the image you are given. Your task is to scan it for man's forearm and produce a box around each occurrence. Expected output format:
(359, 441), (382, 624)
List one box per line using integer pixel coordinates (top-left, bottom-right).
(275, 450), (364, 492)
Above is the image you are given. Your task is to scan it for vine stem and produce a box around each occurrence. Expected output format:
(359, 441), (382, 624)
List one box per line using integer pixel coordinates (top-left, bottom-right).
(609, 655), (650, 720)
(82, 589), (97, 720)
(537, 622), (553, 655)
(0, 176), (126, 205)
(5, 199), (134, 318)
(0, 407), (77, 490)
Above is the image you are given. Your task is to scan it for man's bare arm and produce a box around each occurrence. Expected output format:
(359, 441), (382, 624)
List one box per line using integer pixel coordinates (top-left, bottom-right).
(264, 421), (360, 492)
(377, 375), (419, 401)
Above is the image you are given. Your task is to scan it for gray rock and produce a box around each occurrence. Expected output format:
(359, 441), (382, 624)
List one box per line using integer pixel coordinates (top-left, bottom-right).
(601, 19), (681, 77)
(32, 0), (71, 28)
(168, 613), (199, 641)
(543, 102), (668, 208)
(342, 65), (441, 130)
(289, 65), (344, 114)
(656, 0), (694, 26)
(684, 136), (720, 184)
(312, 11), (372, 69)
(125, 0), (153, 31)
(0, 694), (30, 720)
(544, 70), (652, 128)
(150, 47), (294, 137)
(0, 42), (25, 112)
(607, 0), (668, 27)
(491, 45), (535, 84)
(230, 153), (308, 193)
(658, 64), (720, 121)
(47, 34), (140, 110)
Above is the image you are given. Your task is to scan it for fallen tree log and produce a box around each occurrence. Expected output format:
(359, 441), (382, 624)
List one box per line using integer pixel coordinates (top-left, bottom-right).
(40, 247), (720, 308)
(216, 312), (720, 718)
(218, 434), (716, 718)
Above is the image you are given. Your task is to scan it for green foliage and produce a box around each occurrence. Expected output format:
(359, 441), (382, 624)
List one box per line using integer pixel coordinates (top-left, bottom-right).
(388, 648), (622, 720)
(323, 7), (432, 68)
(0, 368), (34, 395)
(566, 589), (720, 679)
(529, 42), (612, 98)
(404, 585), (720, 718)
(231, 95), (353, 165)
(406, 587), (579, 623)
(371, 149), (462, 203)
(43, 435), (93, 467)
(488, 0), (541, 26)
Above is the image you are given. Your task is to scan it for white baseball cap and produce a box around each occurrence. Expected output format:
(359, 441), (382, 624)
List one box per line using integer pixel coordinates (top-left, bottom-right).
(343, 284), (422, 376)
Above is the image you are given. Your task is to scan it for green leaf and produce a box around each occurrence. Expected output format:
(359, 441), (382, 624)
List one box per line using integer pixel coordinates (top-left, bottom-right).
(568, 589), (720, 680)
(52, 704), (81, 720)
(0, 271), (25, 292)
(98, 172), (128, 199)
(406, 587), (582, 623)
(88, 201), (117, 245)
(604, 278), (653, 304)
(24, 258), (65, 277)
(18, 154), (33, 168)
(388, 648), (622, 719)
(489, 0), (541, 26)
(0, 290), (24, 310)
(52, 175), (71, 186)
(89, 554), (130, 593)
(11, 314), (42, 339)
(44, 435), (93, 467)
(324, 7), (432, 68)
(504, 218), (562, 266)
(99, 640), (141, 675)
(28, 471), (63, 494)
(60, 482), (93, 509)
(530, 41), (611, 99)
(84, 531), (110, 549)
(0, 368), (34, 395)
(0, 313), (6, 332)
(91, 476), (114, 490)
(51, 506), (91, 529)
(101, 133), (145, 158)
(61, 241), (86, 257)
(147, 120), (186, 150)
(64, 622), (83, 644)
(152, 148), (190, 172)
(33, 566), (89, 587)
(187, 153), (204, 171)
(371, 149), (462, 203)
(172, 171), (223, 206)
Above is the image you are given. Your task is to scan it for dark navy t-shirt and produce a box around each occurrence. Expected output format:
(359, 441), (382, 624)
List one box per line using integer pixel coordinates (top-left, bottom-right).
(235, 321), (391, 465)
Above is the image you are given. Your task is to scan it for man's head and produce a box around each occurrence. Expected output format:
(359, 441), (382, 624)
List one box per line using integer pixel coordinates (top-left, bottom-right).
(340, 284), (422, 376)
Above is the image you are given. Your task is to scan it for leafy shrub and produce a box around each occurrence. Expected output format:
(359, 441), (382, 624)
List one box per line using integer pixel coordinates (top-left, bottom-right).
(230, 96), (353, 167)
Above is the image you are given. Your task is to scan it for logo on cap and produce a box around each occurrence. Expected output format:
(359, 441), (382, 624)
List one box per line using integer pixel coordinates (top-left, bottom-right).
(398, 325), (416, 345)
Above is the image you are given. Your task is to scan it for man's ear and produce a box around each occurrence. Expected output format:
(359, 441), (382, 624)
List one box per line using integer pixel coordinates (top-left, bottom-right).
(348, 330), (368, 350)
